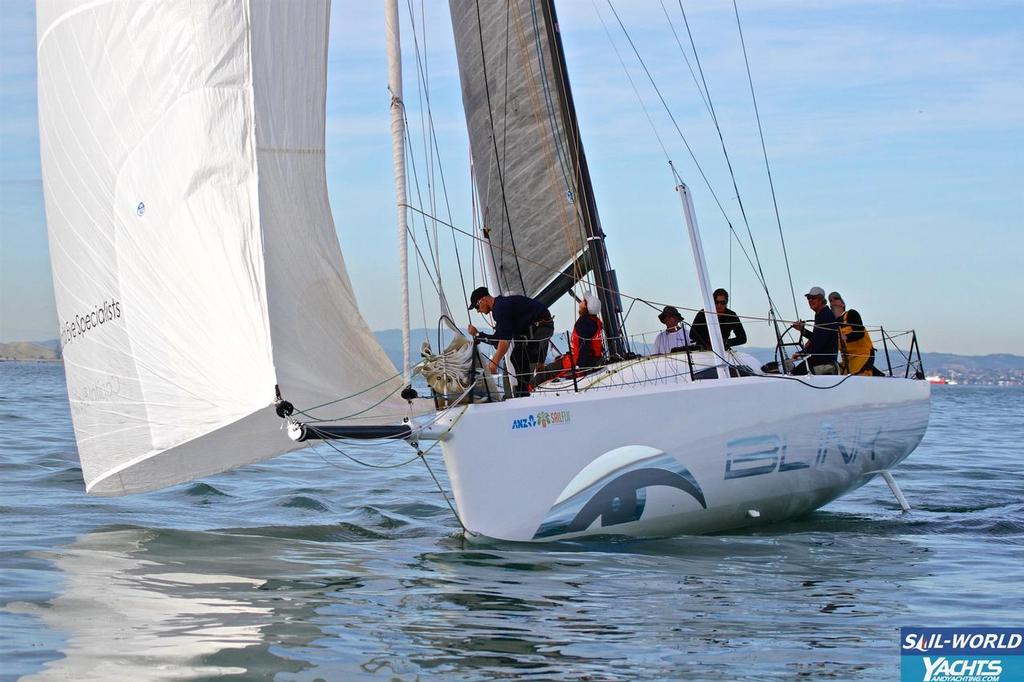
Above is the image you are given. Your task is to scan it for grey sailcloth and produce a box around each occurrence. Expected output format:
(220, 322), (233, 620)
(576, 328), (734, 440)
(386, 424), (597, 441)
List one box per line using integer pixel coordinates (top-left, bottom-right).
(449, 0), (591, 298)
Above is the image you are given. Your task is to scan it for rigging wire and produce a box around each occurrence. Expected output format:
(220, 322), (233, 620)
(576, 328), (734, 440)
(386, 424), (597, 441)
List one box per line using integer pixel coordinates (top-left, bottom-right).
(400, 107), (433, 337)
(602, 0), (776, 305)
(593, 2), (673, 169)
(658, 0), (712, 117)
(417, 447), (467, 533)
(403, 118), (446, 301)
(674, 0), (779, 319)
(400, 202), (803, 328)
(404, 1), (459, 319)
(415, 9), (443, 316)
(597, 0), (767, 302)
(307, 431), (421, 469)
(302, 424), (469, 533)
(412, 204), (431, 336)
(400, 201), (925, 361)
(732, 0), (799, 319)
(404, 0), (471, 317)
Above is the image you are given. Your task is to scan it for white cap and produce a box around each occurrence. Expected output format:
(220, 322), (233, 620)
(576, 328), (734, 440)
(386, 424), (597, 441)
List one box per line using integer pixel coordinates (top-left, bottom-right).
(581, 290), (601, 316)
(805, 286), (825, 298)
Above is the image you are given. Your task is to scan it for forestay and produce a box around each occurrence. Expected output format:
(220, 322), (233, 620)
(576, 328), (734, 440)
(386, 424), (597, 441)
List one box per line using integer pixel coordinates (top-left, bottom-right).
(449, 0), (591, 299)
(37, 1), (409, 496)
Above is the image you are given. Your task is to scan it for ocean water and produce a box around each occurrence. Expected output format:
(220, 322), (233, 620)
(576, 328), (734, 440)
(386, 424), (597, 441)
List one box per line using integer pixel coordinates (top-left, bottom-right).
(1, 362), (1021, 681)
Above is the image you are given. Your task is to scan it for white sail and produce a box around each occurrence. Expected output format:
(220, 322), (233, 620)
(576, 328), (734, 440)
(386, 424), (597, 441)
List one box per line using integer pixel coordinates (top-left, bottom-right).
(37, 0), (410, 496)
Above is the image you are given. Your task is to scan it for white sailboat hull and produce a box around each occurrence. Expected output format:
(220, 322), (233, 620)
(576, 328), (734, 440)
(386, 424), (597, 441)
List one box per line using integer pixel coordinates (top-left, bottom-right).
(436, 370), (930, 542)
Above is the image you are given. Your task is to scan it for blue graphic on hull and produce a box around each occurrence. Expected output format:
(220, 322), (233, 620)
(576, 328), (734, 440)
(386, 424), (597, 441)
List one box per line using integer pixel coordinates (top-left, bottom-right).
(533, 451), (706, 539)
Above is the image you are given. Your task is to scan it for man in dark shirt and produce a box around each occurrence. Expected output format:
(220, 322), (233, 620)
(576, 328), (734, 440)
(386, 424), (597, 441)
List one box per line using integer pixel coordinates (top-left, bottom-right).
(792, 286), (839, 375)
(467, 286), (554, 394)
(690, 288), (747, 351)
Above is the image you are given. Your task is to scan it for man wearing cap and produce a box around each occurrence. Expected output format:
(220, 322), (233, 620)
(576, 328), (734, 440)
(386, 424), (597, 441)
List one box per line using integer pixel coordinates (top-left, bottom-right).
(467, 286), (554, 394)
(791, 286), (839, 375)
(652, 305), (690, 355)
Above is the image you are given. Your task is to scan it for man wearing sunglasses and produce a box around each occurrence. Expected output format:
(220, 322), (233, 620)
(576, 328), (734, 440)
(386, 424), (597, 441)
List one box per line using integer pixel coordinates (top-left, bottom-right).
(690, 288), (747, 352)
(791, 286), (839, 375)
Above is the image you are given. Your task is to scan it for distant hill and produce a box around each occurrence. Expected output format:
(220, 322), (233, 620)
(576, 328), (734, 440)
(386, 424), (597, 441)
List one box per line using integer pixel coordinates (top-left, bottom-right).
(729, 349), (1024, 373)
(4, 332), (1020, 383)
(918, 352), (1024, 372)
(376, 331), (1023, 384)
(0, 341), (60, 361)
(375, 328), (460, 371)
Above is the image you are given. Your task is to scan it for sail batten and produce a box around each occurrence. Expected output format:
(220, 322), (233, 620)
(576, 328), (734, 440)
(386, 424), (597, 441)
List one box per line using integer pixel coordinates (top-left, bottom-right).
(38, 0), (410, 496)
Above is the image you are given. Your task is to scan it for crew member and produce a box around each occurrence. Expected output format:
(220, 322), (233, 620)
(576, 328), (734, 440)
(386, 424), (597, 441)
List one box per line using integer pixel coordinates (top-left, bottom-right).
(690, 288), (747, 351)
(792, 286), (839, 375)
(550, 291), (604, 380)
(829, 291), (881, 376)
(467, 286), (554, 395)
(653, 305), (689, 354)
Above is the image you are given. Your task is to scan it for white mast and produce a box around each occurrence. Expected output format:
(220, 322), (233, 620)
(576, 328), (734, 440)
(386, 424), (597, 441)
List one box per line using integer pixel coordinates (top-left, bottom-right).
(677, 183), (729, 379)
(386, 0), (411, 382)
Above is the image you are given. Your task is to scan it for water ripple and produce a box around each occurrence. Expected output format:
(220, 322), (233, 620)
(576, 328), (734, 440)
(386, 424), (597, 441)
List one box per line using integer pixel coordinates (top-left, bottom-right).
(1, 365), (1022, 680)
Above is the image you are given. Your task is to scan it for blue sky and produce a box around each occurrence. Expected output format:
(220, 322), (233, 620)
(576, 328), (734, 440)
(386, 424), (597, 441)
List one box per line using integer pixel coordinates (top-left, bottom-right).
(2, 1), (1021, 355)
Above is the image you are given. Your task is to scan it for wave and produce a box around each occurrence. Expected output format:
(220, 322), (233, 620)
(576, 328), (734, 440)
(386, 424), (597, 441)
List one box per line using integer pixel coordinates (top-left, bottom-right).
(184, 482), (231, 498)
(280, 495), (332, 512)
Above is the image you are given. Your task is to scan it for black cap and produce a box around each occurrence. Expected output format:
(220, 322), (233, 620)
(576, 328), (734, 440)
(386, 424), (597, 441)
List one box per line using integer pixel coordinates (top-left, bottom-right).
(658, 305), (682, 323)
(468, 286), (490, 310)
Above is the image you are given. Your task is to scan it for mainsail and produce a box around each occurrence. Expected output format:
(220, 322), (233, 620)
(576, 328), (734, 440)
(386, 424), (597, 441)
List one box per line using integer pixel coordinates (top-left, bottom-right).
(449, 0), (626, 349)
(37, 1), (409, 496)
(450, 0), (586, 298)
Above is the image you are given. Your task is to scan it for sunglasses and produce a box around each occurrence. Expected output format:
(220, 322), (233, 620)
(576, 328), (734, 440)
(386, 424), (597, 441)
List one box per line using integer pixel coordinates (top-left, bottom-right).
(714, 299), (727, 305)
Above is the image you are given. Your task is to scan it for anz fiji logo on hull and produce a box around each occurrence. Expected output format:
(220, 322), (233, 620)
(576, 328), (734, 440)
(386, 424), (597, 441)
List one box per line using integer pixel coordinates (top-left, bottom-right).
(725, 423), (882, 480)
(511, 410), (571, 430)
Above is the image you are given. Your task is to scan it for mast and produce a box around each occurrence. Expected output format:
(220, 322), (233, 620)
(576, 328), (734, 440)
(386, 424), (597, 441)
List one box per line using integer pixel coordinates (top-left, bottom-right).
(385, 0), (412, 383)
(677, 184), (729, 379)
(540, 0), (629, 356)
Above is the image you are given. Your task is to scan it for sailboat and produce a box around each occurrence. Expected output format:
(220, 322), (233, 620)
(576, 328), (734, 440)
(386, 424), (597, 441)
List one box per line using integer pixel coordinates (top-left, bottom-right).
(36, 0), (929, 543)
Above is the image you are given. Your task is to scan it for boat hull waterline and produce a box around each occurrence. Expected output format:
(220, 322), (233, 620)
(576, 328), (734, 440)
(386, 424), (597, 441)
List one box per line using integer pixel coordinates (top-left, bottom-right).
(434, 373), (930, 542)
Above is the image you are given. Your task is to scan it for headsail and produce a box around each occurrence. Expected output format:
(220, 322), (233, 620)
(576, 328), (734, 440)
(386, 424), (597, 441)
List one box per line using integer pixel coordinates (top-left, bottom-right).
(37, 0), (409, 496)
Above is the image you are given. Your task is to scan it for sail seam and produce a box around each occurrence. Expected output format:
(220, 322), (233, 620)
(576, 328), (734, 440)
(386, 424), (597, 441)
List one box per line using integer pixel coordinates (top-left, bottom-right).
(36, 0), (114, 55)
(255, 147), (325, 155)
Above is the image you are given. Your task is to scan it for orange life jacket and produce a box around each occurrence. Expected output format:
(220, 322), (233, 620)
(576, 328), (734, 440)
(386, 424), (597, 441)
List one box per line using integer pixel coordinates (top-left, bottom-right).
(558, 315), (603, 377)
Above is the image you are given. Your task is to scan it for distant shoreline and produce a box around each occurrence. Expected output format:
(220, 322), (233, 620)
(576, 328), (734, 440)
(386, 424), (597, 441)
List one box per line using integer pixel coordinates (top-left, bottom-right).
(2, 335), (1022, 385)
